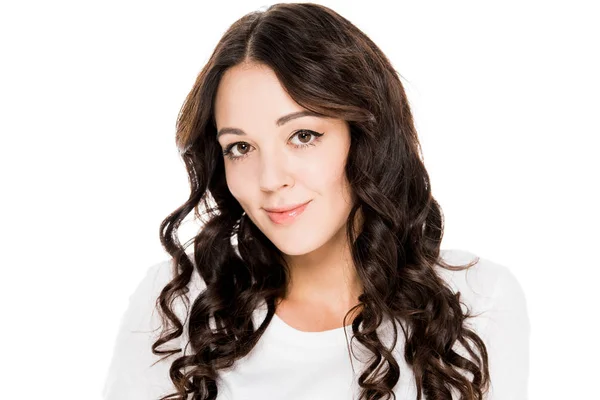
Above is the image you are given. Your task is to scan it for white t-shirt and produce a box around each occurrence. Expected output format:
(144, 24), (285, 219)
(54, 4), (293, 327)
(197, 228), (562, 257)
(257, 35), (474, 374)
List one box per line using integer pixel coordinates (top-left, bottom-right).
(102, 248), (529, 399)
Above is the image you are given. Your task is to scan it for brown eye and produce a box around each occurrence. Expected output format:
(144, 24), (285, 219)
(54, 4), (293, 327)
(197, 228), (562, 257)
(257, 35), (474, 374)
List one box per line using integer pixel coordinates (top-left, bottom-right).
(235, 143), (250, 154)
(297, 131), (312, 144)
(228, 142), (250, 155)
(222, 141), (254, 161)
(290, 129), (324, 149)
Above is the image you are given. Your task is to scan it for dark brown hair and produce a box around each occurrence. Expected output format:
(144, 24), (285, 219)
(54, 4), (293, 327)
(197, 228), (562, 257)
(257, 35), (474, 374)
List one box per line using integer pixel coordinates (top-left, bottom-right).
(153, 3), (489, 399)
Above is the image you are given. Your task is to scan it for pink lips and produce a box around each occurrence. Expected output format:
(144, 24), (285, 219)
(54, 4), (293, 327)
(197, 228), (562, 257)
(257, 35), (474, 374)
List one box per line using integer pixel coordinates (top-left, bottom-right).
(264, 201), (311, 225)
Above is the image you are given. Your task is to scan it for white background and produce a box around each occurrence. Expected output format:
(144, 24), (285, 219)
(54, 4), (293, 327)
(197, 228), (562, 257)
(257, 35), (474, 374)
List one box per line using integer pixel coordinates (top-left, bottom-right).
(1, 1), (598, 398)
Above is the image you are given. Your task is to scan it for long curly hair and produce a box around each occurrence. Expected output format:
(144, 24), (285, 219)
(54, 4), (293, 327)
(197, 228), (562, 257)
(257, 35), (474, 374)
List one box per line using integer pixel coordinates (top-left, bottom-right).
(152, 3), (489, 399)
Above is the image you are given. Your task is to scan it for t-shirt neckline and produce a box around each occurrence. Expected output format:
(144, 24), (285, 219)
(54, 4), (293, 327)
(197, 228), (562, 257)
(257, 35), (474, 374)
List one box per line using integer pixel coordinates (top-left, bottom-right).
(262, 307), (355, 347)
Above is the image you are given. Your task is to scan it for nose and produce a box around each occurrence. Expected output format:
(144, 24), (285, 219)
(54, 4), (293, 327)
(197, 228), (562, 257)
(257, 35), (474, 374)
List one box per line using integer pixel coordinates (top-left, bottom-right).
(258, 150), (294, 192)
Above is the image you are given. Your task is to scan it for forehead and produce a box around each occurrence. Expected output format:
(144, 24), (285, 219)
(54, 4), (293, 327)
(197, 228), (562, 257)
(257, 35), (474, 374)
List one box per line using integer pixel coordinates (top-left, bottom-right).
(214, 64), (302, 129)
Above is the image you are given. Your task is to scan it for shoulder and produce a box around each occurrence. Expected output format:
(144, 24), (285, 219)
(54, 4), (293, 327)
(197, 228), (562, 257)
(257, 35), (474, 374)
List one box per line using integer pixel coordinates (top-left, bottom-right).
(434, 248), (529, 327)
(102, 258), (180, 399)
(436, 249), (530, 398)
(435, 250), (530, 398)
(111, 254), (206, 357)
(102, 254), (207, 399)
(139, 254), (206, 303)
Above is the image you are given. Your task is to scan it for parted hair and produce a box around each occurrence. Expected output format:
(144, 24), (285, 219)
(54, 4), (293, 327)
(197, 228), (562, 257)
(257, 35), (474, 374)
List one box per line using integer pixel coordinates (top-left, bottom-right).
(153, 3), (489, 399)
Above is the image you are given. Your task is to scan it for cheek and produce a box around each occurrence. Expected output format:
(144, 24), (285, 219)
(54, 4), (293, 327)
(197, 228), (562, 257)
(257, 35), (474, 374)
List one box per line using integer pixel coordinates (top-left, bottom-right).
(302, 148), (349, 198)
(225, 167), (251, 205)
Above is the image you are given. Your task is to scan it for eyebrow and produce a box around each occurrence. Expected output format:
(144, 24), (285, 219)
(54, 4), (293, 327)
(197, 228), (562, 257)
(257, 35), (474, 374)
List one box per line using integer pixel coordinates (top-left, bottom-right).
(216, 110), (321, 140)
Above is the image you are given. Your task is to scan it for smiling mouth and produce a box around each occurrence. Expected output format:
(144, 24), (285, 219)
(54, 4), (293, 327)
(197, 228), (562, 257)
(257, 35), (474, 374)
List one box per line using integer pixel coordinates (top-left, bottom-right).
(264, 200), (312, 225)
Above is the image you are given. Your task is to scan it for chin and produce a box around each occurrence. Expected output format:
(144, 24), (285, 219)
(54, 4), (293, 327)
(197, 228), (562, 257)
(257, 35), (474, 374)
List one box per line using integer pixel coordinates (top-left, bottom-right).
(274, 242), (317, 257)
(269, 235), (324, 257)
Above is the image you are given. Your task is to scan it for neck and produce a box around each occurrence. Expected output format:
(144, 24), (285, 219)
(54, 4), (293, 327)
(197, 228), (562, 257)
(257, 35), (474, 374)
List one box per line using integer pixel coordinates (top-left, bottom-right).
(280, 222), (363, 313)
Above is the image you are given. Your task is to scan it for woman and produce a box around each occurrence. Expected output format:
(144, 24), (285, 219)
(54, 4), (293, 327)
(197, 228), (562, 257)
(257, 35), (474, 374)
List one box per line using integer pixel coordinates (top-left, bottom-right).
(103, 3), (529, 400)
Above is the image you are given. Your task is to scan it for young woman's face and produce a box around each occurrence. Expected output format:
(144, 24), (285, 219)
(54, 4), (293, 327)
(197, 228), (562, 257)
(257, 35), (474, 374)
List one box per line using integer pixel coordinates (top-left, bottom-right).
(214, 63), (354, 256)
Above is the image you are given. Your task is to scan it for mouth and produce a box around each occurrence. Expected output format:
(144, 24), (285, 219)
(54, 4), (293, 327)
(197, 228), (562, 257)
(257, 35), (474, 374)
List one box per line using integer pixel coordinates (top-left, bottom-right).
(264, 200), (312, 225)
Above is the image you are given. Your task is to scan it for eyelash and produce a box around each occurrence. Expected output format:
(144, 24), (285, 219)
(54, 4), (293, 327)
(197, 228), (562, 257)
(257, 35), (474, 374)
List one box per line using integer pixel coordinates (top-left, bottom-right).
(222, 129), (325, 162)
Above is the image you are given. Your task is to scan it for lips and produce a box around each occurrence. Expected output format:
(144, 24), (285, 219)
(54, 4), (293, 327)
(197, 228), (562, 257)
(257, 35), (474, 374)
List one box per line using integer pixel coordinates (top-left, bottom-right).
(263, 201), (311, 213)
(264, 200), (312, 225)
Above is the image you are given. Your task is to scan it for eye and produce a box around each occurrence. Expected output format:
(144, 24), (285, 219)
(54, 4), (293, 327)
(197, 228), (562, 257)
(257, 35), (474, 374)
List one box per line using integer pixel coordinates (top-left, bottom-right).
(222, 142), (253, 161)
(222, 129), (324, 162)
(290, 129), (324, 147)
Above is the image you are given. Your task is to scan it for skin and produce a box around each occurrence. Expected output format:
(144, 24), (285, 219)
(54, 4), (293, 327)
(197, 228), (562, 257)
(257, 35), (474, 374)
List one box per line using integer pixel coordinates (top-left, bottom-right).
(213, 62), (363, 331)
